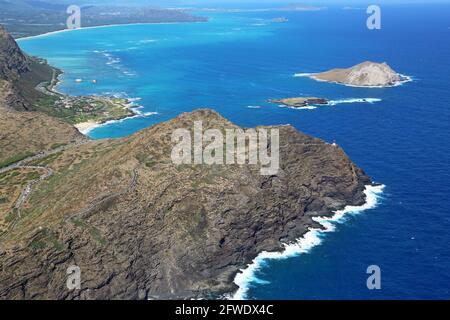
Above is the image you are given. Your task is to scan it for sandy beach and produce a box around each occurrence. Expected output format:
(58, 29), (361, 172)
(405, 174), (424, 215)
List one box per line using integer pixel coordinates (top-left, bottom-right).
(74, 121), (100, 135)
(16, 21), (205, 41)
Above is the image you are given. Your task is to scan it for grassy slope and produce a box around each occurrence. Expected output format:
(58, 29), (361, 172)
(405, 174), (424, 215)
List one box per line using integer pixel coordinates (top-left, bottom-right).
(0, 109), (85, 166)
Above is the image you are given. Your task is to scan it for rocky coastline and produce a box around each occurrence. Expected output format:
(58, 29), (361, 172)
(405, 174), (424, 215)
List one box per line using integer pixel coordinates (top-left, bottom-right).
(0, 25), (375, 300)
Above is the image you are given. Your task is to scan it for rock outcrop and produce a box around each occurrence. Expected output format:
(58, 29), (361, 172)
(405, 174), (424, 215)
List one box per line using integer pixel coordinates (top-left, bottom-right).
(0, 26), (30, 81)
(310, 61), (404, 87)
(0, 24), (57, 111)
(270, 97), (329, 108)
(0, 25), (32, 111)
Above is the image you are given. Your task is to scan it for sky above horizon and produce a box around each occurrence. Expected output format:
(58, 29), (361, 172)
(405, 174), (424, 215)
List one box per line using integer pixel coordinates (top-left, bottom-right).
(54, 0), (450, 6)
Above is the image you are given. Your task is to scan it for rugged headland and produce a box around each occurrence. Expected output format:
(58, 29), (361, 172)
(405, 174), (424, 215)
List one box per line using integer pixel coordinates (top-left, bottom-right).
(306, 61), (406, 87)
(0, 26), (373, 299)
(0, 109), (372, 299)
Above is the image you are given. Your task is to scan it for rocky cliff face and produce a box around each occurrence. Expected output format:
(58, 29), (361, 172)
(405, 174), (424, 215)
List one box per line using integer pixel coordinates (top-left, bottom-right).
(0, 25), (30, 81)
(0, 25), (56, 111)
(312, 61), (403, 87)
(0, 25), (32, 111)
(0, 109), (372, 300)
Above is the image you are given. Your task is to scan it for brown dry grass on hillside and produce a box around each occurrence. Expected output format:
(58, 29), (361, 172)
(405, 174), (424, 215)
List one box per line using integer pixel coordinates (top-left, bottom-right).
(0, 109), (85, 166)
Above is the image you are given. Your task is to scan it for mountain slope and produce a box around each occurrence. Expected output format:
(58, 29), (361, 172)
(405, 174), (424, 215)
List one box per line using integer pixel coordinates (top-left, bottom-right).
(0, 25), (32, 111)
(0, 108), (85, 166)
(0, 25), (85, 170)
(0, 25), (56, 111)
(0, 26), (30, 81)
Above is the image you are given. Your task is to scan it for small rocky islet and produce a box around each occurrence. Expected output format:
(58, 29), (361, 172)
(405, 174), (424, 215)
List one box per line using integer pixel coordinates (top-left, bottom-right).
(270, 97), (329, 108)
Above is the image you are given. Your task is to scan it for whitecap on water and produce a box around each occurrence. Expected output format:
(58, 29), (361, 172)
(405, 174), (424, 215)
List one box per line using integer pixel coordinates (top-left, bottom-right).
(328, 98), (382, 106)
(293, 73), (313, 77)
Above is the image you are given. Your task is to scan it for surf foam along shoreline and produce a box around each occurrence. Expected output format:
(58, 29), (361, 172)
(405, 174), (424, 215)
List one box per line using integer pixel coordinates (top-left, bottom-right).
(328, 98), (382, 106)
(230, 184), (385, 300)
(246, 105), (262, 109)
(277, 98), (382, 110)
(75, 98), (159, 135)
(16, 21), (206, 41)
(294, 72), (413, 88)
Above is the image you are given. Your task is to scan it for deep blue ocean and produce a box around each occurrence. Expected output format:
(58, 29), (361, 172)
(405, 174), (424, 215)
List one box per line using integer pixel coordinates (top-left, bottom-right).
(18, 3), (450, 299)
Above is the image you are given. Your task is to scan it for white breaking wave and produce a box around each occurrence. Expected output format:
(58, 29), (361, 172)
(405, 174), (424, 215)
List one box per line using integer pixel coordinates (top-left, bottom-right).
(128, 98), (142, 102)
(101, 92), (128, 99)
(393, 74), (414, 87)
(231, 184), (385, 300)
(328, 98), (382, 106)
(293, 72), (414, 88)
(123, 71), (137, 77)
(279, 105), (317, 110)
(138, 39), (158, 44)
(79, 96), (158, 135)
(247, 106), (262, 109)
(293, 73), (313, 77)
(332, 74), (414, 88)
(106, 58), (121, 66)
(133, 108), (159, 117)
(97, 51), (136, 76)
(278, 98), (381, 111)
(81, 110), (159, 135)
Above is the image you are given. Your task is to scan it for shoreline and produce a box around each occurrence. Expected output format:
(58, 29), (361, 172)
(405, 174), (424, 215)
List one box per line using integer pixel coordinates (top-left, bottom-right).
(39, 68), (153, 136)
(74, 102), (159, 136)
(230, 184), (385, 300)
(29, 39), (159, 137)
(294, 72), (413, 88)
(274, 97), (383, 111)
(74, 121), (101, 135)
(16, 21), (207, 41)
(38, 67), (144, 136)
